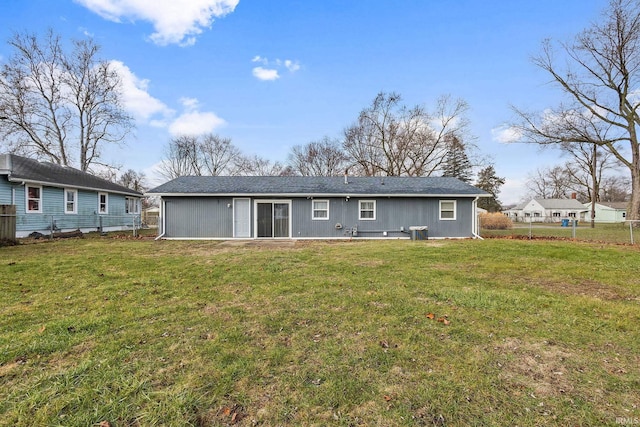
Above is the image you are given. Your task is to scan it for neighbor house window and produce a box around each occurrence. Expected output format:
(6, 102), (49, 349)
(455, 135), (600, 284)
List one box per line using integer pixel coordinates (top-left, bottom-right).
(65, 189), (77, 214)
(125, 197), (140, 214)
(26, 185), (42, 213)
(439, 200), (456, 220)
(359, 200), (376, 220)
(98, 192), (108, 214)
(568, 212), (576, 218)
(552, 212), (561, 218)
(312, 200), (329, 220)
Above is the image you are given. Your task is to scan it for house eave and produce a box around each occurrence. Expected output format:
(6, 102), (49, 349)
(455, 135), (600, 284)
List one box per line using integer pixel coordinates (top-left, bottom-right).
(7, 176), (143, 197)
(146, 192), (490, 198)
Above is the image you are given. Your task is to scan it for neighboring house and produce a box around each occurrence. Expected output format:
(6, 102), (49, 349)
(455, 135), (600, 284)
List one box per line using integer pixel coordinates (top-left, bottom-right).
(503, 198), (588, 222)
(583, 202), (628, 223)
(0, 154), (143, 237)
(146, 176), (489, 240)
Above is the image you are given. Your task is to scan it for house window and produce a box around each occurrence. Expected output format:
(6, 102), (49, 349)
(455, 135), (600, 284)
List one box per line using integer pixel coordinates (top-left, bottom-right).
(439, 200), (456, 220)
(552, 212), (561, 218)
(534, 212), (541, 217)
(98, 193), (108, 214)
(26, 185), (42, 213)
(312, 200), (329, 220)
(568, 212), (576, 218)
(359, 200), (376, 220)
(126, 197), (140, 214)
(65, 189), (77, 214)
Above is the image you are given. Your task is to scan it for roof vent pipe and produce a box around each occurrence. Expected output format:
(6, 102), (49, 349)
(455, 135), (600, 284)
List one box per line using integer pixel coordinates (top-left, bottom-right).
(344, 168), (349, 185)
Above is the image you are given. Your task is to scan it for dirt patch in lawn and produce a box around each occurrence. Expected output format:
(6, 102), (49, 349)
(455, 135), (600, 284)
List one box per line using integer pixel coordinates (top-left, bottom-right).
(495, 338), (574, 397)
(533, 278), (628, 301)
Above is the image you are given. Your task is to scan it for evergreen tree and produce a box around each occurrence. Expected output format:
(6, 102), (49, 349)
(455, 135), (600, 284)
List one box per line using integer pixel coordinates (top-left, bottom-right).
(476, 165), (505, 212)
(441, 136), (473, 183)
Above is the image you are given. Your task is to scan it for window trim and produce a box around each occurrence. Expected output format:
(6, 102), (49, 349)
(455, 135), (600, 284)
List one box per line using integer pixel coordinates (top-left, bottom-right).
(439, 200), (457, 221)
(65, 188), (78, 214)
(312, 199), (329, 220)
(359, 200), (376, 221)
(125, 197), (140, 215)
(26, 185), (42, 213)
(98, 192), (108, 214)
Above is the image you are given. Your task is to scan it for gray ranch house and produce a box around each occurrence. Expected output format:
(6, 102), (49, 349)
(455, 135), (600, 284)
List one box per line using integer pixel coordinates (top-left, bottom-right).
(147, 176), (489, 240)
(1, 154), (143, 237)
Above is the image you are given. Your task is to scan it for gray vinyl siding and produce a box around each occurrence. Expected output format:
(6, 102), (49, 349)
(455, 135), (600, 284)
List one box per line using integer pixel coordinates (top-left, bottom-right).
(162, 196), (476, 239)
(164, 197), (233, 238)
(292, 197), (473, 238)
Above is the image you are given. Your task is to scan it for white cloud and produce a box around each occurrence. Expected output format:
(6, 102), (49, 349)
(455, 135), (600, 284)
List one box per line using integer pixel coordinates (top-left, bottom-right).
(251, 56), (301, 80)
(252, 67), (280, 81)
(110, 60), (173, 121)
(491, 125), (522, 143)
(284, 59), (300, 72)
(75, 0), (239, 46)
(179, 97), (200, 111)
(169, 110), (226, 136)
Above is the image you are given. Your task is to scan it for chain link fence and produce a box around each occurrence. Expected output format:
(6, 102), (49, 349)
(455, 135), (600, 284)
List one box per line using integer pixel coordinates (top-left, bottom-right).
(7, 213), (142, 239)
(480, 214), (639, 245)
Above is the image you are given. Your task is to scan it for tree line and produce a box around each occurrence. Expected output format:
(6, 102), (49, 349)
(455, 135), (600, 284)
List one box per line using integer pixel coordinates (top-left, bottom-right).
(156, 92), (506, 212)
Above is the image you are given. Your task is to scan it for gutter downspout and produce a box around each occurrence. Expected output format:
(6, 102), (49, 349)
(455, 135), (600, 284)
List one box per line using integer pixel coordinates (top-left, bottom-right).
(472, 196), (484, 240)
(154, 198), (166, 240)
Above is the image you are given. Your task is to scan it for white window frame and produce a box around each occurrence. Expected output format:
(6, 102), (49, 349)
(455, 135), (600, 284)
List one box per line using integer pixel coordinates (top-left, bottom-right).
(312, 199), (329, 220)
(125, 197), (140, 214)
(65, 188), (78, 214)
(98, 192), (108, 214)
(26, 185), (42, 213)
(359, 200), (376, 220)
(439, 200), (457, 221)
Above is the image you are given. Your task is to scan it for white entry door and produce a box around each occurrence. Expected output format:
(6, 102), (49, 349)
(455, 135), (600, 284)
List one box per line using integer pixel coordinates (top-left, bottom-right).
(233, 198), (251, 238)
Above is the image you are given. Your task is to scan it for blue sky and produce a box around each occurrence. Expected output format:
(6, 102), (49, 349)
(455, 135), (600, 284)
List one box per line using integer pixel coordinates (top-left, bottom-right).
(0, 0), (609, 204)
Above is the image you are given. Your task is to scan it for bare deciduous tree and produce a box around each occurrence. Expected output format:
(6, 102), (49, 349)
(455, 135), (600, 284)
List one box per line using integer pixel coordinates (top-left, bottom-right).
(0, 29), (132, 172)
(287, 136), (348, 176)
(158, 135), (200, 179)
(343, 92), (470, 177)
(158, 134), (244, 179)
(511, 0), (640, 220)
(118, 169), (147, 192)
(235, 154), (288, 176)
(526, 166), (574, 200)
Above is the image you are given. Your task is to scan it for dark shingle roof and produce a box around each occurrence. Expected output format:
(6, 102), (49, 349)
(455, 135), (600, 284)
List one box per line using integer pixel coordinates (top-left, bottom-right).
(0, 154), (143, 196)
(147, 176), (488, 197)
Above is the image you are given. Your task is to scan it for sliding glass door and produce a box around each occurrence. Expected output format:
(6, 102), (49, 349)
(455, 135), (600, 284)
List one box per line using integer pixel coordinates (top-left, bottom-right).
(255, 201), (290, 238)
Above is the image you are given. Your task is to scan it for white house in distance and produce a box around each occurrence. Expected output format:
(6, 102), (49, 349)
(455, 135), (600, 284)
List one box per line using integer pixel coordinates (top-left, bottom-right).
(503, 198), (588, 223)
(583, 202), (628, 223)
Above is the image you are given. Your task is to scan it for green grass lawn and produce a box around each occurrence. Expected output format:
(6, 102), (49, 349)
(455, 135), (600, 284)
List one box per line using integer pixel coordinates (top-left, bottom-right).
(1, 236), (639, 426)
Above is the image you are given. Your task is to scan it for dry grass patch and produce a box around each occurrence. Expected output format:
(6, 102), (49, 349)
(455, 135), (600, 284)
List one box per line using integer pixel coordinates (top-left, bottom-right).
(496, 338), (575, 397)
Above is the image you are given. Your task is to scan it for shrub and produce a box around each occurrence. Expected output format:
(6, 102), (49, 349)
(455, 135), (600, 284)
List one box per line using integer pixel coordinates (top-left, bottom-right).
(480, 212), (513, 230)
